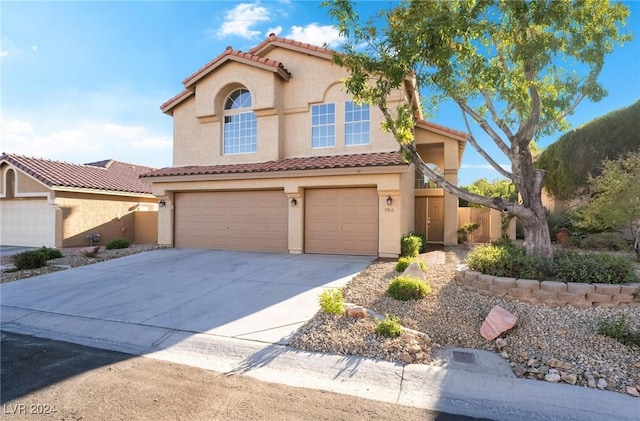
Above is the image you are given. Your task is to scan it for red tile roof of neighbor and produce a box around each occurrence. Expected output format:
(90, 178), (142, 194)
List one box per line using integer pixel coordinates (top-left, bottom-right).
(141, 151), (406, 179)
(0, 153), (155, 195)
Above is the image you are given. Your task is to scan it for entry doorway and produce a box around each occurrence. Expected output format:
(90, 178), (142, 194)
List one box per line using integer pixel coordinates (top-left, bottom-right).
(415, 197), (444, 243)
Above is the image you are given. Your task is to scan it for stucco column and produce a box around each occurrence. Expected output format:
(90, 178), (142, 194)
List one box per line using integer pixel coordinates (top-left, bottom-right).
(286, 190), (303, 254)
(443, 169), (458, 246)
(378, 190), (401, 258)
(157, 193), (174, 246)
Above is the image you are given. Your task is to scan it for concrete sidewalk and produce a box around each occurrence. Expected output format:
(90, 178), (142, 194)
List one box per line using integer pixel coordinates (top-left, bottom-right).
(2, 305), (637, 421)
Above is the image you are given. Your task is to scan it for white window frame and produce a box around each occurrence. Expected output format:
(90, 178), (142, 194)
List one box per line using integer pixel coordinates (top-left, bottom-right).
(311, 103), (336, 149)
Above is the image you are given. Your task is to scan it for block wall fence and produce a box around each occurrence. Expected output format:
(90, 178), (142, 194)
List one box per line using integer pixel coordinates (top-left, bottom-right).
(455, 267), (640, 308)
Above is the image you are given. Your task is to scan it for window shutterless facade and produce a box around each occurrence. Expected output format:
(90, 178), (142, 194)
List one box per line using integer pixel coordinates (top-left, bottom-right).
(311, 103), (336, 148)
(344, 101), (370, 145)
(223, 89), (257, 154)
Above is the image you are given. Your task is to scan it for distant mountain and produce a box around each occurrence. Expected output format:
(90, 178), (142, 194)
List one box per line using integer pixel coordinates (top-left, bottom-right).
(536, 100), (640, 200)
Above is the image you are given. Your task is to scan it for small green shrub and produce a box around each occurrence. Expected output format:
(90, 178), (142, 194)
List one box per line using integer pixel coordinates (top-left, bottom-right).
(457, 222), (480, 243)
(553, 251), (639, 284)
(408, 231), (427, 253)
(318, 288), (345, 315)
(580, 232), (630, 251)
(105, 239), (131, 250)
(36, 246), (63, 260)
(394, 257), (427, 273)
(12, 250), (48, 270)
(400, 234), (422, 258)
(375, 315), (403, 338)
(466, 243), (547, 279)
(598, 314), (640, 346)
(387, 276), (431, 301)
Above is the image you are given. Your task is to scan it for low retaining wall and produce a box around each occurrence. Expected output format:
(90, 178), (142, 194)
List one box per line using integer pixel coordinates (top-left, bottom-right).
(455, 267), (640, 308)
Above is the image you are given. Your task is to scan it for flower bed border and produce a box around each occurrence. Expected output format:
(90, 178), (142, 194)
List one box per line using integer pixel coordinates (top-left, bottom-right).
(455, 266), (640, 308)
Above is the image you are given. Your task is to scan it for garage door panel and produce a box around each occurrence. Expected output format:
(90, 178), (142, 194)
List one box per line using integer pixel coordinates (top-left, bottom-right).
(175, 191), (287, 252)
(305, 188), (378, 255)
(0, 199), (56, 247)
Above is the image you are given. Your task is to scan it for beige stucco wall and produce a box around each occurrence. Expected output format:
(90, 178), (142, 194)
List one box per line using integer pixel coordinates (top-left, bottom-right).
(54, 192), (157, 247)
(151, 166), (411, 257)
(1, 164), (51, 198)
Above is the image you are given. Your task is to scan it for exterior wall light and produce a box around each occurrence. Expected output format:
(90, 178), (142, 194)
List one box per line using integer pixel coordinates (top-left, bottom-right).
(159, 200), (166, 207)
(291, 198), (297, 206)
(386, 196), (393, 206)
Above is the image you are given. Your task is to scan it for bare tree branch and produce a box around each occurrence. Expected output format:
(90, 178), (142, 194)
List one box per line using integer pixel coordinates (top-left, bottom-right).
(460, 110), (514, 179)
(480, 88), (515, 140)
(456, 100), (512, 157)
(537, 91), (587, 133)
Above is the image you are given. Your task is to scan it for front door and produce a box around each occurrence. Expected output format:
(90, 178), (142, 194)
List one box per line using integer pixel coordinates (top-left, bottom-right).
(415, 197), (444, 243)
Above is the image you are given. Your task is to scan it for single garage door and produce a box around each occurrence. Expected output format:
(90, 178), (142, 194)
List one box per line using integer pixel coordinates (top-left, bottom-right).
(174, 190), (288, 252)
(0, 198), (56, 247)
(305, 188), (378, 255)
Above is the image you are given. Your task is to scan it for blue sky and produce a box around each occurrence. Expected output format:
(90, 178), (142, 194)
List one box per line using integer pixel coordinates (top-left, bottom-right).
(2, 1), (638, 185)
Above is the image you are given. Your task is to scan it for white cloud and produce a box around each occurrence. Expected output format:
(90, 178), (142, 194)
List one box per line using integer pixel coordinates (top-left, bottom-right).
(266, 26), (283, 36)
(284, 23), (344, 48)
(217, 2), (271, 39)
(0, 50), (8, 58)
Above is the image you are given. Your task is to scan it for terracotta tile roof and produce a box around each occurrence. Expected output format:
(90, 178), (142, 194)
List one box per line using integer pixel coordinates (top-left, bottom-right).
(160, 89), (194, 114)
(141, 152), (406, 179)
(0, 153), (155, 195)
(416, 119), (467, 140)
(182, 46), (291, 89)
(248, 33), (333, 59)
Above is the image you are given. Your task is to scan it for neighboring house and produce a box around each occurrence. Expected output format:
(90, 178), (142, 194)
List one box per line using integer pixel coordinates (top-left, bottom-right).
(141, 34), (466, 257)
(0, 153), (158, 248)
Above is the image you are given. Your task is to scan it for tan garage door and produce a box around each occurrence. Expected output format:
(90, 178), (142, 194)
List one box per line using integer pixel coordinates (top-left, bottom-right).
(174, 191), (288, 252)
(0, 198), (56, 247)
(305, 188), (378, 255)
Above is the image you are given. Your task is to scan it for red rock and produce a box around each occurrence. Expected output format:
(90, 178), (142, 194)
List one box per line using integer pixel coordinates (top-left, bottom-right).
(480, 305), (518, 340)
(77, 246), (100, 256)
(627, 386), (640, 397)
(346, 306), (367, 318)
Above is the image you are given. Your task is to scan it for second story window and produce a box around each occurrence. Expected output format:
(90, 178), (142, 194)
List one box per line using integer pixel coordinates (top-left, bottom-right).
(223, 88), (257, 154)
(345, 101), (370, 145)
(311, 103), (335, 148)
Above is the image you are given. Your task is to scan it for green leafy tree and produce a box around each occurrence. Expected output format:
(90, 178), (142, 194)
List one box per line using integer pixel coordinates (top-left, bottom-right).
(460, 178), (518, 208)
(325, 0), (630, 262)
(536, 100), (640, 200)
(575, 150), (640, 256)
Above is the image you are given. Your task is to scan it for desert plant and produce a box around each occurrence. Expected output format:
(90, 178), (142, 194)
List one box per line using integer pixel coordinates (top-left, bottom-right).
(318, 288), (345, 315)
(598, 314), (640, 346)
(387, 276), (431, 301)
(36, 246), (63, 260)
(553, 251), (638, 284)
(457, 222), (479, 243)
(466, 243), (547, 279)
(546, 208), (573, 241)
(579, 232), (630, 251)
(408, 231), (427, 253)
(394, 257), (427, 273)
(105, 239), (131, 250)
(12, 250), (48, 270)
(375, 315), (403, 338)
(400, 233), (422, 258)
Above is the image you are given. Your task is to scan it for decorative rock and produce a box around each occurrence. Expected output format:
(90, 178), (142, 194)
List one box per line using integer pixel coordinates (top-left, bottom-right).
(500, 351), (509, 359)
(513, 366), (527, 377)
(406, 343), (422, 355)
(495, 338), (508, 350)
(400, 352), (413, 364)
(626, 386), (640, 397)
(596, 378), (608, 390)
(527, 358), (540, 368)
(480, 305), (518, 340)
(402, 262), (427, 282)
(561, 372), (578, 385)
(544, 369), (561, 383)
(547, 358), (571, 370)
(77, 246), (99, 256)
(586, 374), (597, 388)
(346, 306), (367, 318)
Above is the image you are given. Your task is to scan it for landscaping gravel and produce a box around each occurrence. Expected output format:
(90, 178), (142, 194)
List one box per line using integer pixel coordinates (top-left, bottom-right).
(288, 247), (640, 396)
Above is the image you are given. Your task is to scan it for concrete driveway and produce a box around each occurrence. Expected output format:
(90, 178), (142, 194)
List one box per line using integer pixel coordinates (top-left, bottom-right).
(0, 249), (373, 347)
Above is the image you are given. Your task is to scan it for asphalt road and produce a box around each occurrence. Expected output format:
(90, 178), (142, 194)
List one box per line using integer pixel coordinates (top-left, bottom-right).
(1, 332), (493, 421)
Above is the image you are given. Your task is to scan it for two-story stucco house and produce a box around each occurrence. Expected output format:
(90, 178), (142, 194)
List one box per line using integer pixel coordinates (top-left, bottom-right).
(141, 34), (466, 258)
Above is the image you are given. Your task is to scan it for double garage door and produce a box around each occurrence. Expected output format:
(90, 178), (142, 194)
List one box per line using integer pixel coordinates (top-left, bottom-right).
(174, 188), (378, 255)
(0, 199), (56, 247)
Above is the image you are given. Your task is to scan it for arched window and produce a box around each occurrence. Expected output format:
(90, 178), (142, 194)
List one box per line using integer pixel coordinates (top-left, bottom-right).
(223, 88), (257, 154)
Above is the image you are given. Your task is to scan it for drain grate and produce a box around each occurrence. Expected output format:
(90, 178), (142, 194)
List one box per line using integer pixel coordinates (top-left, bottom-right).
(452, 350), (477, 365)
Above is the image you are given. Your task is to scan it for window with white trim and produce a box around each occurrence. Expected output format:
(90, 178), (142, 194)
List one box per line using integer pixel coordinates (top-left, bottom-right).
(223, 89), (257, 154)
(345, 101), (370, 145)
(311, 103), (335, 148)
